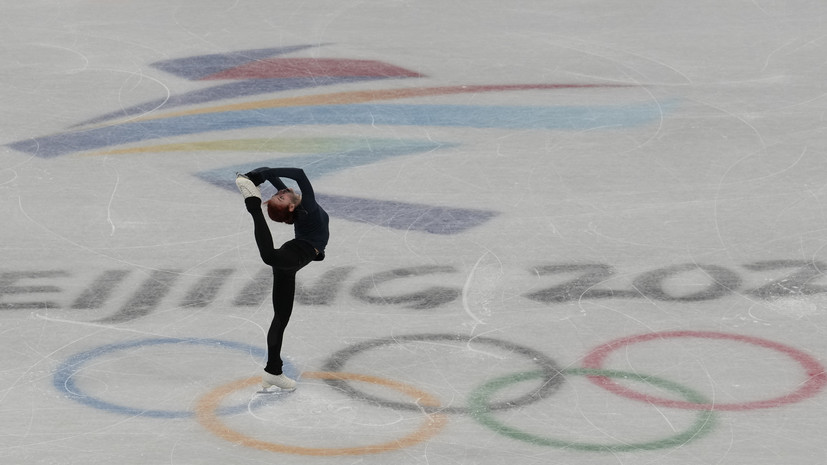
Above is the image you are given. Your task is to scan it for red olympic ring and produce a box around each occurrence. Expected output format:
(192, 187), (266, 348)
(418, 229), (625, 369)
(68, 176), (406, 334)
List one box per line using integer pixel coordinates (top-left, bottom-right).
(581, 330), (827, 411)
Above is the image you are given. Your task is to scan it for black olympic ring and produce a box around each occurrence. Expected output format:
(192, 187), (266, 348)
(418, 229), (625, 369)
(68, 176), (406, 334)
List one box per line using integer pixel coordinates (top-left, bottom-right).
(320, 333), (564, 414)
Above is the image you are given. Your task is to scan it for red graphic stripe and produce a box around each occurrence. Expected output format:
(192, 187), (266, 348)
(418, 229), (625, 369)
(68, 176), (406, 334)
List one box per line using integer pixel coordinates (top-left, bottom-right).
(202, 58), (422, 80)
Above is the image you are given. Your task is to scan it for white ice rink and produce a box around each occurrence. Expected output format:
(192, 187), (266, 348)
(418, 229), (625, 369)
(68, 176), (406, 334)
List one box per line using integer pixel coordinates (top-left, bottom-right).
(3, 1), (827, 463)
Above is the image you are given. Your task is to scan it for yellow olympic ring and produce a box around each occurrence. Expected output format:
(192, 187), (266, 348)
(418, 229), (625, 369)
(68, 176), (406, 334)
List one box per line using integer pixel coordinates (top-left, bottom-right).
(195, 371), (449, 456)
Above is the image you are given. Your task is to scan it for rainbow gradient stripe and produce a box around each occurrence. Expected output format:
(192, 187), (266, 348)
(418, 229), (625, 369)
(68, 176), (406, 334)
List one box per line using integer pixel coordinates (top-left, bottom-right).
(6, 46), (673, 235)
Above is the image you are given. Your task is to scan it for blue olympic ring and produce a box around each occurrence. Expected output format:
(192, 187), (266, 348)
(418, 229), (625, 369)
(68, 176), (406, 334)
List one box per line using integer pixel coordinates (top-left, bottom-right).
(53, 337), (296, 418)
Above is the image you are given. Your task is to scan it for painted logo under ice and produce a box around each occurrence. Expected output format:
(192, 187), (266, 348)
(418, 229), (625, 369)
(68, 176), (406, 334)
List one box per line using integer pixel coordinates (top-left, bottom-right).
(8, 45), (668, 234)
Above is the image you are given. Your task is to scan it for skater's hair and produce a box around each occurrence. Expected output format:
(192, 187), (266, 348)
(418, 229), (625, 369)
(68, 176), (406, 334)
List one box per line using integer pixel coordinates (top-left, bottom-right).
(266, 201), (295, 224)
(266, 192), (301, 224)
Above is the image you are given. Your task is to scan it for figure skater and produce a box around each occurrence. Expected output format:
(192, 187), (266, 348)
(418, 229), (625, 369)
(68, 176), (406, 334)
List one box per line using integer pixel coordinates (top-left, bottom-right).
(235, 167), (329, 390)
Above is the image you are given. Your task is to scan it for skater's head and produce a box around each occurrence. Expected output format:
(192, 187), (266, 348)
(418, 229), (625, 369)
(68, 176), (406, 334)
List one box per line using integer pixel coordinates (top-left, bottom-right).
(265, 188), (300, 224)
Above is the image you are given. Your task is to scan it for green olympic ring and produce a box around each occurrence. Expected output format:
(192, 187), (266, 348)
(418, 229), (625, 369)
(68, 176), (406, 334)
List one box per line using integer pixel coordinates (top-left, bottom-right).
(468, 368), (717, 452)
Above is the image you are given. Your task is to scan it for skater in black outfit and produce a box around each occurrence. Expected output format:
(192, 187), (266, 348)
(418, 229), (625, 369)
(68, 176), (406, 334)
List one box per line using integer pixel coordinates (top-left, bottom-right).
(235, 167), (329, 390)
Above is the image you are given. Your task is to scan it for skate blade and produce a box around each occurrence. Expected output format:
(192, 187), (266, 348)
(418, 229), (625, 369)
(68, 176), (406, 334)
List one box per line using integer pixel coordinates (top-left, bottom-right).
(255, 386), (296, 395)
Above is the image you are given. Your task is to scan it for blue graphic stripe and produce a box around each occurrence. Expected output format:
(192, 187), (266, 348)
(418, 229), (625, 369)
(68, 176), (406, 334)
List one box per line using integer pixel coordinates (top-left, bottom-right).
(316, 193), (499, 235)
(196, 139), (452, 183)
(151, 45), (316, 80)
(76, 76), (395, 127)
(8, 101), (670, 158)
(196, 140), (497, 235)
(53, 338), (293, 418)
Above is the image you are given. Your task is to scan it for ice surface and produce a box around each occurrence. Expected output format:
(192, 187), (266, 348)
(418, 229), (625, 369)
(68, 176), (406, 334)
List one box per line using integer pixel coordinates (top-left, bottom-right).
(3, 1), (827, 464)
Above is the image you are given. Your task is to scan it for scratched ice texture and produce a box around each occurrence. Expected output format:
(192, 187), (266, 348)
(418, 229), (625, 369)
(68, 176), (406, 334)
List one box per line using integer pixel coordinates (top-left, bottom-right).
(2, 1), (827, 464)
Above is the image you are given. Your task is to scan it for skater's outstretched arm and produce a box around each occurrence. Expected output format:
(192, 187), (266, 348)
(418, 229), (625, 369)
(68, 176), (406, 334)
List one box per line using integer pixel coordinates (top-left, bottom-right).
(245, 167), (319, 213)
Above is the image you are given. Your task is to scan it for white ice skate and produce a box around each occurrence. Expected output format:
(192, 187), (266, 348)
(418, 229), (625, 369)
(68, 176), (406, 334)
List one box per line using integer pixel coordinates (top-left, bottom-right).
(261, 371), (297, 391)
(235, 173), (261, 199)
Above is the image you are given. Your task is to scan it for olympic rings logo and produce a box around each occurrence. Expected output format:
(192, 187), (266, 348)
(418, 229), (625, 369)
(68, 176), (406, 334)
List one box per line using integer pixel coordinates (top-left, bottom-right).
(53, 331), (826, 456)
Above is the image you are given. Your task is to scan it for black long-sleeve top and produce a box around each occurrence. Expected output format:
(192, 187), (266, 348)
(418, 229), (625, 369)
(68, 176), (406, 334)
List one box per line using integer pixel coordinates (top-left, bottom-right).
(247, 167), (330, 255)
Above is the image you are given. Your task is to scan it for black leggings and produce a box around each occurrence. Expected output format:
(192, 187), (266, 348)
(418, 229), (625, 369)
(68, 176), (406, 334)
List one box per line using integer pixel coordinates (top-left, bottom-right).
(246, 198), (317, 375)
